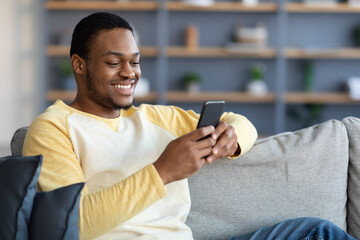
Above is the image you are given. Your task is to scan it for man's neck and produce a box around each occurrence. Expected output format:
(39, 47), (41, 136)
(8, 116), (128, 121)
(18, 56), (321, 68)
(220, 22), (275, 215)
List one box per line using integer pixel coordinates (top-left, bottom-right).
(69, 98), (121, 119)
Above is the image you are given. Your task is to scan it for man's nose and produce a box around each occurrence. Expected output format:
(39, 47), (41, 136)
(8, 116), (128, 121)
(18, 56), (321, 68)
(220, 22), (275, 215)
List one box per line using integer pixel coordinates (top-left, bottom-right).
(118, 62), (135, 78)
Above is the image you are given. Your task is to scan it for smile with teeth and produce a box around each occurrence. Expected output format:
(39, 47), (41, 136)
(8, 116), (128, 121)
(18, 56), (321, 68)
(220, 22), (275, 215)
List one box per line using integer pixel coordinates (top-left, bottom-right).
(114, 84), (131, 89)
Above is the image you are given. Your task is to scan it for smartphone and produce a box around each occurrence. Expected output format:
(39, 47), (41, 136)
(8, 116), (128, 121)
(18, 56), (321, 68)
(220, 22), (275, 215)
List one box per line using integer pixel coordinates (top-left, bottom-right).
(196, 100), (225, 129)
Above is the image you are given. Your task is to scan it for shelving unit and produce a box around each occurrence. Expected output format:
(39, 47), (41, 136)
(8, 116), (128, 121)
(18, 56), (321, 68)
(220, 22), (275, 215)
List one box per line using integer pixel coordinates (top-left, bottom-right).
(285, 48), (360, 59)
(47, 90), (158, 103)
(285, 2), (360, 13)
(45, 1), (158, 10)
(46, 45), (158, 57)
(44, 0), (360, 134)
(285, 92), (360, 104)
(167, 46), (277, 58)
(166, 91), (276, 103)
(166, 1), (278, 12)
(48, 90), (360, 105)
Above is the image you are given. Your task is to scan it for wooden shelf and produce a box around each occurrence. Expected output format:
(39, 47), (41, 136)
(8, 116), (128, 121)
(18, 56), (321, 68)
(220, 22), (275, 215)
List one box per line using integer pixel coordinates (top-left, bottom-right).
(285, 48), (360, 59)
(286, 3), (360, 13)
(47, 90), (157, 102)
(47, 90), (76, 102)
(47, 90), (360, 105)
(47, 45), (69, 57)
(285, 92), (359, 104)
(45, 1), (158, 10)
(48, 46), (278, 59)
(167, 46), (277, 58)
(166, 2), (278, 12)
(47, 45), (158, 57)
(166, 91), (276, 103)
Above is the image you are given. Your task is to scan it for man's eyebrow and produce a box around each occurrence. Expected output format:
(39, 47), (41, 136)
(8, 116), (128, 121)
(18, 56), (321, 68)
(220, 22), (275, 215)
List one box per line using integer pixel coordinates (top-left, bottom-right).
(103, 51), (140, 57)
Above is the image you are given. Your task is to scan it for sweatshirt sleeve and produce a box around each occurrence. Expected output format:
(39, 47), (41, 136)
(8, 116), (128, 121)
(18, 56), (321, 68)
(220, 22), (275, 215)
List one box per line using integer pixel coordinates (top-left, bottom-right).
(140, 104), (258, 158)
(22, 115), (167, 240)
(220, 111), (258, 157)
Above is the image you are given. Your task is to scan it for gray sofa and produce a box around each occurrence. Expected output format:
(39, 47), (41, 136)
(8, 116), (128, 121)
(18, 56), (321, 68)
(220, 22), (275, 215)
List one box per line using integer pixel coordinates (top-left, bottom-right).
(186, 116), (360, 240)
(11, 117), (360, 240)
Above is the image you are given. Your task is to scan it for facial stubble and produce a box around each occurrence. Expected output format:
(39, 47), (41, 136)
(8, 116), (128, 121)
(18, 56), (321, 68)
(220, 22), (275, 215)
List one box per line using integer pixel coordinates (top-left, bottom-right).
(85, 68), (133, 111)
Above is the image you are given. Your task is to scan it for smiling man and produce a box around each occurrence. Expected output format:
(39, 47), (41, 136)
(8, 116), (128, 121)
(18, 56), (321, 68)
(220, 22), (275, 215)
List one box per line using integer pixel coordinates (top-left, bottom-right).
(70, 24), (140, 116)
(22, 12), (257, 239)
(22, 12), (355, 240)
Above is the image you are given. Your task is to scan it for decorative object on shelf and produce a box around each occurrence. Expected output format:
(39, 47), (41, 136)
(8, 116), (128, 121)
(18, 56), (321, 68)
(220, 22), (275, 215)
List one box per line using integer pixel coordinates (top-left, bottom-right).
(347, 77), (360, 100)
(134, 77), (150, 97)
(287, 61), (324, 128)
(303, 0), (338, 6)
(58, 60), (76, 90)
(245, 63), (268, 96)
(354, 24), (360, 47)
(241, 0), (259, 7)
(182, 72), (202, 93)
(348, 0), (360, 7)
(183, 0), (214, 7)
(185, 24), (199, 51)
(225, 23), (268, 53)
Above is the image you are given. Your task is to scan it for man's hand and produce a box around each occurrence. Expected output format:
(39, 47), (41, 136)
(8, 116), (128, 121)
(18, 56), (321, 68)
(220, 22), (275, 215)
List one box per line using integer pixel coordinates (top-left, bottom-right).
(153, 126), (216, 185)
(153, 122), (239, 185)
(206, 121), (239, 163)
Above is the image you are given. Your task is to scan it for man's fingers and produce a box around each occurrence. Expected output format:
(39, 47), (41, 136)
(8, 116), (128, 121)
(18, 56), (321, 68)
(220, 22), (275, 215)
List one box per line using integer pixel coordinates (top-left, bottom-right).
(210, 125), (238, 160)
(211, 121), (228, 140)
(187, 125), (215, 141)
(197, 135), (216, 149)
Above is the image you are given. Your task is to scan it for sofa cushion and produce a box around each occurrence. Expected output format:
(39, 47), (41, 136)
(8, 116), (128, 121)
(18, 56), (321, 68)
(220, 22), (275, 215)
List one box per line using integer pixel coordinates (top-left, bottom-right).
(186, 119), (349, 240)
(342, 116), (360, 240)
(0, 155), (42, 240)
(29, 182), (84, 240)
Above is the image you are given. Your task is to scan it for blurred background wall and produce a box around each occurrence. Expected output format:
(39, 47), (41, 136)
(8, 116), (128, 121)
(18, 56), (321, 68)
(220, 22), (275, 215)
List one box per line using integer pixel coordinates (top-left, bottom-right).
(0, 0), (359, 156)
(0, 0), (44, 155)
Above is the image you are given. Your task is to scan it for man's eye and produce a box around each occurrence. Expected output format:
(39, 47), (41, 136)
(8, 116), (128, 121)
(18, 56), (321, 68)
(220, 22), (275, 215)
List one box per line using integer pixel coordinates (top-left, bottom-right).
(131, 62), (140, 66)
(107, 62), (119, 66)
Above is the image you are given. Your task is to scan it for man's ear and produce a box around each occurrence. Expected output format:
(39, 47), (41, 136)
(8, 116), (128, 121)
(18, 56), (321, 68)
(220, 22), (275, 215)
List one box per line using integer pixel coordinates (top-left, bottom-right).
(71, 54), (86, 75)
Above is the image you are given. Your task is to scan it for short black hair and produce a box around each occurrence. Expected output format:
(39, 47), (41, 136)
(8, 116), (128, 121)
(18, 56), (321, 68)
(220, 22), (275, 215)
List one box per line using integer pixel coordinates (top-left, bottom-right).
(70, 12), (133, 60)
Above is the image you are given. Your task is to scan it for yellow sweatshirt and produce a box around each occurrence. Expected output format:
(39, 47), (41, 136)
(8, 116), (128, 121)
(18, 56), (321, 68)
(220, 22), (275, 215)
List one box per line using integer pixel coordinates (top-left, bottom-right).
(22, 100), (257, 240)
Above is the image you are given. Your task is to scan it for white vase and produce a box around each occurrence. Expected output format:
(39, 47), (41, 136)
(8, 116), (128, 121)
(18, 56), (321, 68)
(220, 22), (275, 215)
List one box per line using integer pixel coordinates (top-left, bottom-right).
(242, 0), (259, 6)
(134, 78), (150, 97)
(183, 0), (214, 7)
(246, 80), (268, 96)
(186, 82), (201, 93)
(347, 77), (360, 100)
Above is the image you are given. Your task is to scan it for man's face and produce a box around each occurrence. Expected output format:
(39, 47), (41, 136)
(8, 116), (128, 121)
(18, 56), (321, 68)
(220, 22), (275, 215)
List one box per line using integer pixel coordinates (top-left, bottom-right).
(84, 28), (141, 111)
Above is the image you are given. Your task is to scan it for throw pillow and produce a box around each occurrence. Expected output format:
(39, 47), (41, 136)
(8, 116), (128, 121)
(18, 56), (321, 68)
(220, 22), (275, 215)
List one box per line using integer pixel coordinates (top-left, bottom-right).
(29, 182), (85, 240)
(0, 155), (42, 240)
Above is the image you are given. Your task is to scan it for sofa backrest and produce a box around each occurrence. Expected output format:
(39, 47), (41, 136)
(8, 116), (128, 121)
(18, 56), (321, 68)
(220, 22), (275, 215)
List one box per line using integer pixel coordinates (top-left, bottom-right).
(186, 119), (351, 240)
(342, 117), (360, 239)
(10, 127), (28, 155)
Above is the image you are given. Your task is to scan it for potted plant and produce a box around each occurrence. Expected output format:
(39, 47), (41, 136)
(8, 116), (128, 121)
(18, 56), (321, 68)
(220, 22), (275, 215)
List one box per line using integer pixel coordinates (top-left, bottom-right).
(58, 59), (76, 90)
(246, 63), (268, 96)
(183, 72), (201, 93)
